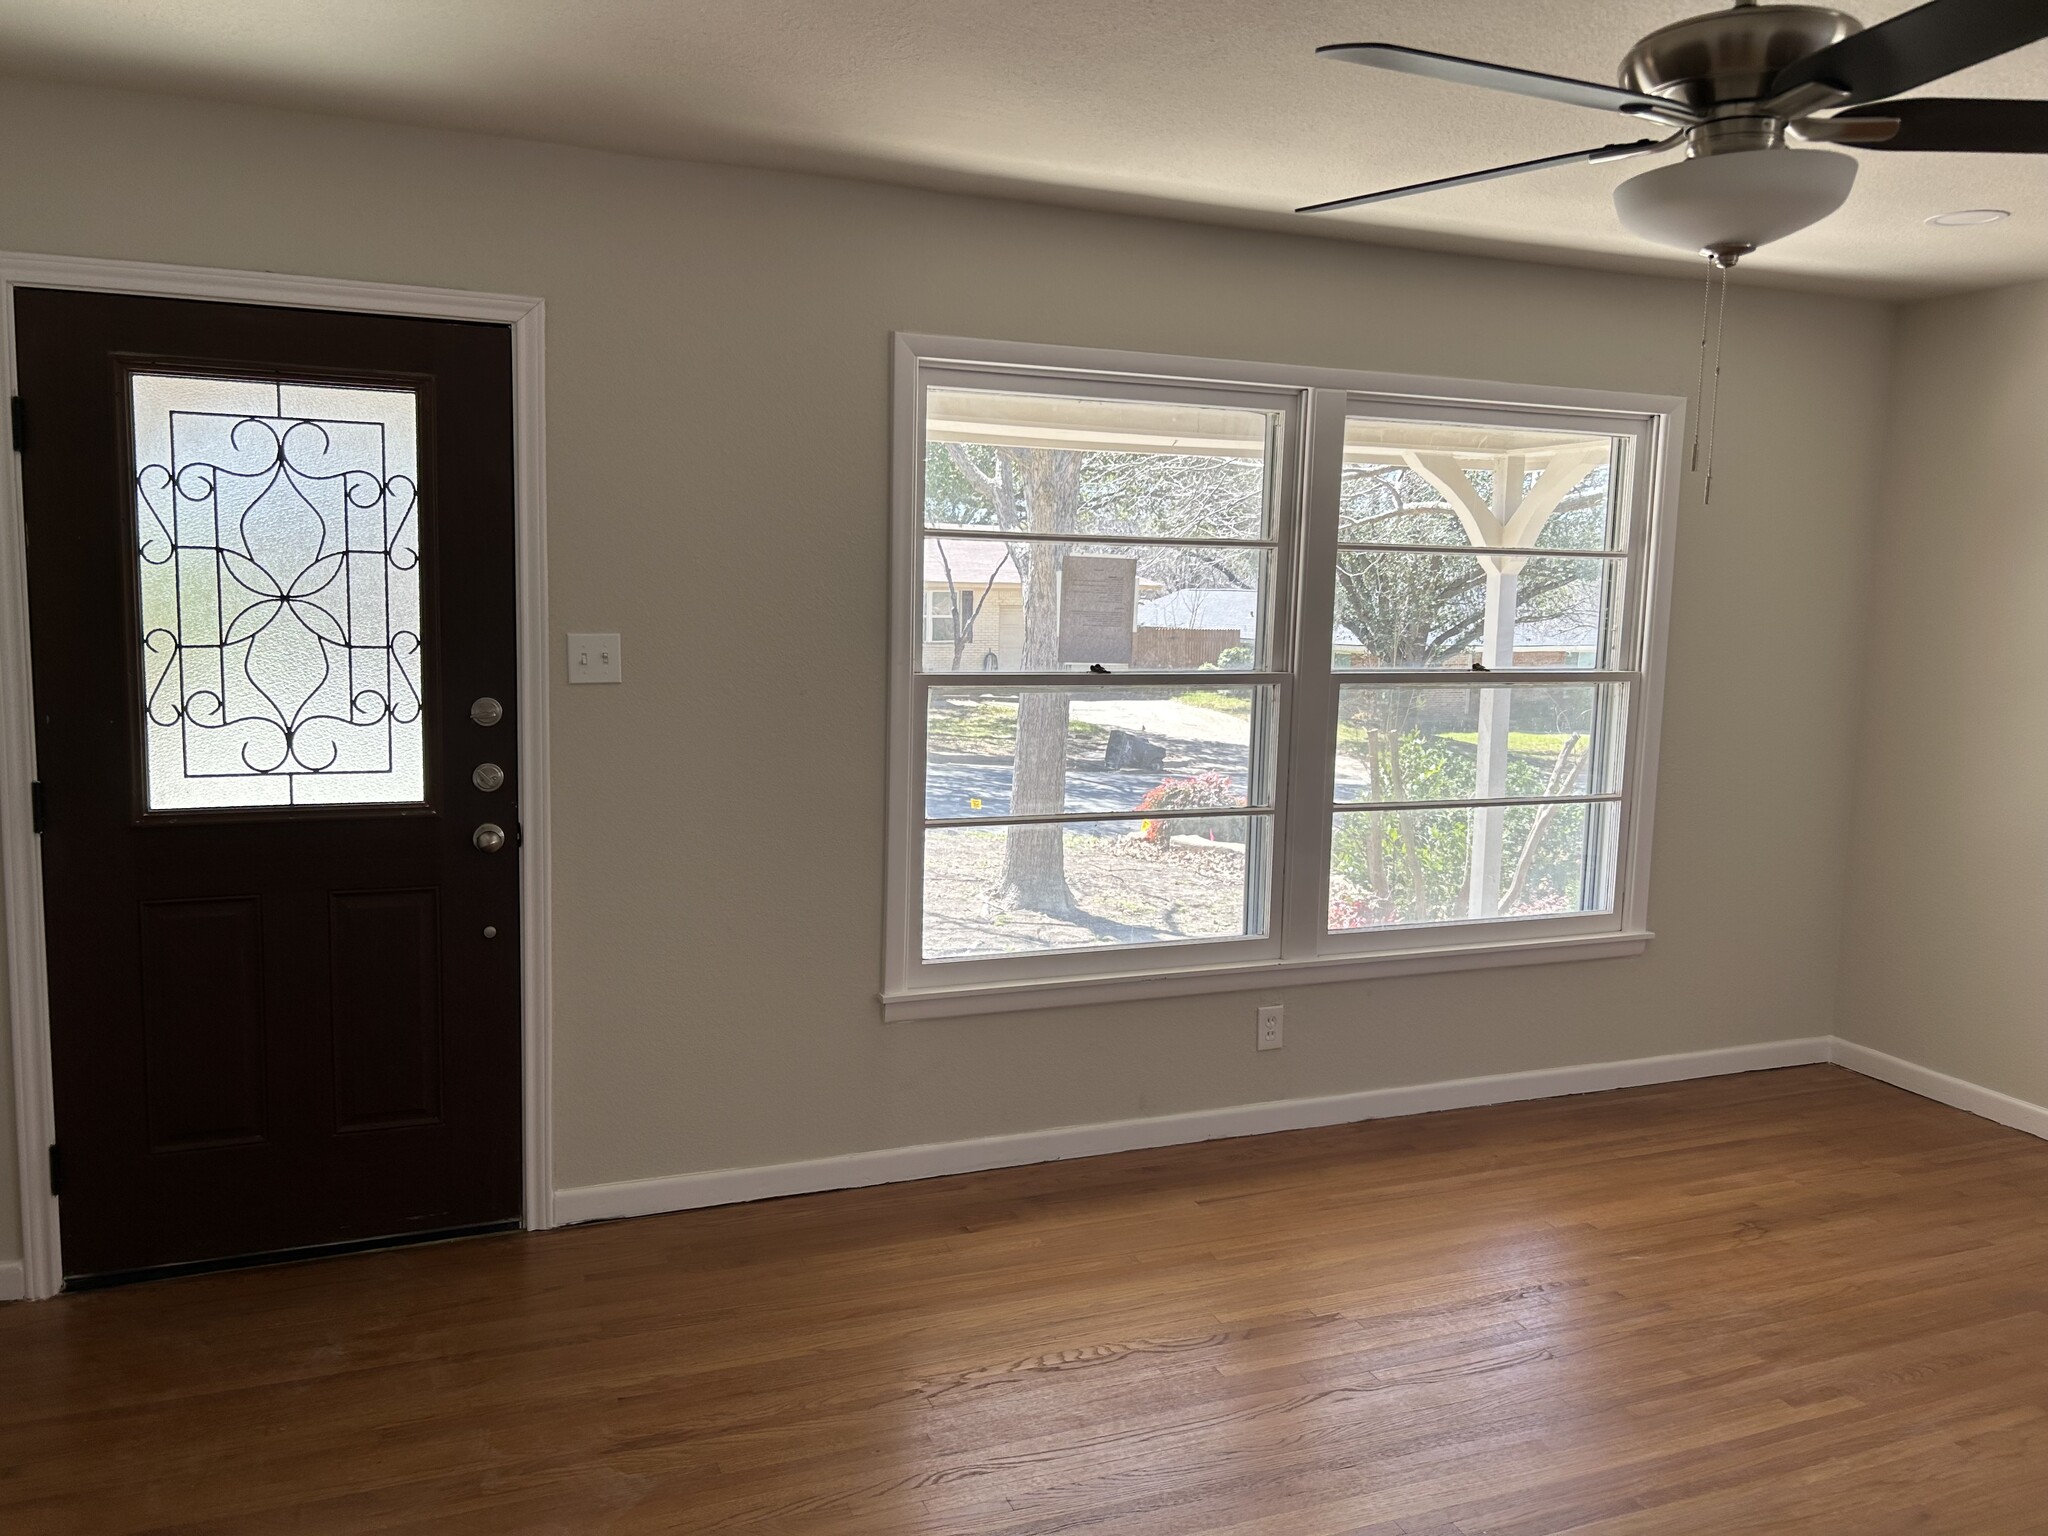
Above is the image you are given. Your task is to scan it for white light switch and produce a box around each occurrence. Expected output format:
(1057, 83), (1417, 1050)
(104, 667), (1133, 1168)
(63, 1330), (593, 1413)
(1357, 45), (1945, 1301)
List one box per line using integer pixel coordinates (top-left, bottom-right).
(566, 632), (622, 684)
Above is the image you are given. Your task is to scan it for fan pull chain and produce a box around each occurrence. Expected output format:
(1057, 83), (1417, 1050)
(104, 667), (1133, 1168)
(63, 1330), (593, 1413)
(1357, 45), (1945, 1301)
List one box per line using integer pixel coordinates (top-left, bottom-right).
(1689, 257), (1733, 505)
(1703, 258), (1730, 505)
(1689, 265), (1713, 473)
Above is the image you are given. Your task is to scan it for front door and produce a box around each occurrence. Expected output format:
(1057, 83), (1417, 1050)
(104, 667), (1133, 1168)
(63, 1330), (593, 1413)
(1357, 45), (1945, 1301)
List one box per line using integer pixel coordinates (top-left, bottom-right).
(15, 288), (523, 1284)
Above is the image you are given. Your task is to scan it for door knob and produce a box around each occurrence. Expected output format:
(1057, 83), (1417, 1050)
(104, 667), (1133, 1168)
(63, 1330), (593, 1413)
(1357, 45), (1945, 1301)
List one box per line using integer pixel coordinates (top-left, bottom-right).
(473, 822), (507, 854)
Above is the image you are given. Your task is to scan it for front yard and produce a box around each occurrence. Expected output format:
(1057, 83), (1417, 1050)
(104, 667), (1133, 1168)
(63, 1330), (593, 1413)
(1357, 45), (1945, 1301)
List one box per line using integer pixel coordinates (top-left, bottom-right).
(923, 825), (1248, 958)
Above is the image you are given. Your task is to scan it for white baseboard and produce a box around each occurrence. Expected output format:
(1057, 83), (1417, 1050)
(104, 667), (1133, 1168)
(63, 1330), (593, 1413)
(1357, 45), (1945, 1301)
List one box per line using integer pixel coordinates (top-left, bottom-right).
(6, 1036), (2031, 1302)
(1831, 1038), (2048, 1141)
(554, 1036), (1832, 1226)
(4, 1037), (2026, 1297)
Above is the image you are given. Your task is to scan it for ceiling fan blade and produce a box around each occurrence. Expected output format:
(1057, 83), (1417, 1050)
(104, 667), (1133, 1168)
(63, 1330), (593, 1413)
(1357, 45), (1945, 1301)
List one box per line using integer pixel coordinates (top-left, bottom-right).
(1834, 97), (2048, 152)
(1768, 0), (2048, 108)
(1297, 139), (1666, 215)
(1317, 44), (1683, 119)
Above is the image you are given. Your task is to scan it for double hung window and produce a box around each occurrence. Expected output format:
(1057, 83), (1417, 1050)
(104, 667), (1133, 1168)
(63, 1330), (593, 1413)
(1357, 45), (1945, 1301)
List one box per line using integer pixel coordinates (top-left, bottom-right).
(887, 339), (1676, 1017)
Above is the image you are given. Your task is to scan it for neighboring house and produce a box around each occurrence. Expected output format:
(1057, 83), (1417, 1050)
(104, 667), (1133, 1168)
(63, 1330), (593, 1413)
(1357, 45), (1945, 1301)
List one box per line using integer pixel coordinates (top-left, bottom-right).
(1137, 587), (1254, 667)
(1147, 587), (1602, 669)
(1495, 614), (1600, 669)
(929, 568), (1598, 673)
(925, 544), (1222, 671)
(922, 540), (1024, 671)
(1333, 612), (1599, 669)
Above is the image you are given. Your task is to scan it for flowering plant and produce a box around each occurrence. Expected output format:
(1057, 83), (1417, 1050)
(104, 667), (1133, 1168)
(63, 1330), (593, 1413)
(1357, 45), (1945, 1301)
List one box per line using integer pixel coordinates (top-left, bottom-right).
(1135, 771), (1238, 843)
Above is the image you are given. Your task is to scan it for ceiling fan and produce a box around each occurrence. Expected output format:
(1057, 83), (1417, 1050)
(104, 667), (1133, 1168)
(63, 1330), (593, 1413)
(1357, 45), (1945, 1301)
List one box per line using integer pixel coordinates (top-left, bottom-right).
(1299, 0), (2048, 266)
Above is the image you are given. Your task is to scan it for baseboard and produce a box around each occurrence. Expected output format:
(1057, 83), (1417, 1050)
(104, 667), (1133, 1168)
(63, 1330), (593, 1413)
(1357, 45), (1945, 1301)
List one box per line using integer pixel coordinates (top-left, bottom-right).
(10, 1037), (2030, 1300)
(554, 1036), (1832, 1226)
(1831, 1038), (2048, 1141)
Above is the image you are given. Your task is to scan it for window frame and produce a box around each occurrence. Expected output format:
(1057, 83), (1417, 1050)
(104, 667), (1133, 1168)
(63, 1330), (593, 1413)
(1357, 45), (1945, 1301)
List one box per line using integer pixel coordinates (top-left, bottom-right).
(1307, 395), (1661, 960)
(885, 336), (1682, 1022)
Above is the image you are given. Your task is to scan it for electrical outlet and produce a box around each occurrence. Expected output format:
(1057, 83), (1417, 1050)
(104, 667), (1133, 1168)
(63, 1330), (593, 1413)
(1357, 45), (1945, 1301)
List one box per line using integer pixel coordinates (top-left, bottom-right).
(1257, 1004), (1284, 1051)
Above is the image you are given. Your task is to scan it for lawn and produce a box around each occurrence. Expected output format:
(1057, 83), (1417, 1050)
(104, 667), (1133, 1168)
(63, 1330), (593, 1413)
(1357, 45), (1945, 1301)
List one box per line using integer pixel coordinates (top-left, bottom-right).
(1435, 730), (1579, 757)
(924, 826), (1248, 958)
(1336, 727), (1579, 762)
(927, 698), (1109, 760)
(1172, 689), (1254, 718)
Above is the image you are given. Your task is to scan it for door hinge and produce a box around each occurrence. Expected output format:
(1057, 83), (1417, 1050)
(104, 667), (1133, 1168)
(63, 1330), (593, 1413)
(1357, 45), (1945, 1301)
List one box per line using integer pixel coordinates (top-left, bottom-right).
(47, 1144), (62, 1198)
(9, 396), (24, 453)
(30, 779), (45, 834)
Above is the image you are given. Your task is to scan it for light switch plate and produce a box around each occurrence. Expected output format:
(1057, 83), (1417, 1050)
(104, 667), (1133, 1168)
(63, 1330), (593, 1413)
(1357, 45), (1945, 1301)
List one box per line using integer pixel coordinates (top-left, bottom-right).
(566, 632), (622, 684)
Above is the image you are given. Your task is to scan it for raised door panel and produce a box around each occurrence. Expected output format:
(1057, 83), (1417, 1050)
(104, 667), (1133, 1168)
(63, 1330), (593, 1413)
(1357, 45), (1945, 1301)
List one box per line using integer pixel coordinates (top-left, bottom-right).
(139, 896), (268, 1152)
(330, 889), (443, 1132)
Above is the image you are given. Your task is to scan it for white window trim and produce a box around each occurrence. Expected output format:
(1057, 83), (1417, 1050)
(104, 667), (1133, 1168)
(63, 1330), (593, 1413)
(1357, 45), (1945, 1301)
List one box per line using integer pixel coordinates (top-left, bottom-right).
(884, 334), (1682, 1023)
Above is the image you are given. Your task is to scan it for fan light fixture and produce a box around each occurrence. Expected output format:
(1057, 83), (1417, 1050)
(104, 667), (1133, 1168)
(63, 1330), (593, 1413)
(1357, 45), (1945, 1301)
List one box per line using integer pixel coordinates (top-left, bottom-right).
(1294, 1), (2048, 501)
(1297, 0), (2048, 266)
(1613, 147), (1858, 264)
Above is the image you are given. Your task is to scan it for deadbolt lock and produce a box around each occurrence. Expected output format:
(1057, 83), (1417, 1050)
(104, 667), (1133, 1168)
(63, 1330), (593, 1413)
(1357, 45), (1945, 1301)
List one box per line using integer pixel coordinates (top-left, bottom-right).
(473, 762), (505, 792)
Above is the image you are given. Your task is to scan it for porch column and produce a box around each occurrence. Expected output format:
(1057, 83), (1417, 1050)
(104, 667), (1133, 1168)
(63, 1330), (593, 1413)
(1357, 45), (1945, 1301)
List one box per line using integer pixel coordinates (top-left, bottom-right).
(1466, 454), (1526, 919)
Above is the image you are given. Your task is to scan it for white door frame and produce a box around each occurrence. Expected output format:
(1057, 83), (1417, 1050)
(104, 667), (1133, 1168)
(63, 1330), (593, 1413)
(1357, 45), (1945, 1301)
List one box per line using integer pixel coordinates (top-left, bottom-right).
(0, 252), (555, 1300)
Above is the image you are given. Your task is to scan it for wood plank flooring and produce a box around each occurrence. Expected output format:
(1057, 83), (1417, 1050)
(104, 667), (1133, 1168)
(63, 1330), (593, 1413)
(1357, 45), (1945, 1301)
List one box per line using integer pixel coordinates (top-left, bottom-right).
(6, 1065), (2048, 1533)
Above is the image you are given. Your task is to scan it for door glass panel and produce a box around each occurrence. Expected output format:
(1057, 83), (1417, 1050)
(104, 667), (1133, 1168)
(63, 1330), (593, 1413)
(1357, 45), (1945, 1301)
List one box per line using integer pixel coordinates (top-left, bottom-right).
(131, 374), (425, 810)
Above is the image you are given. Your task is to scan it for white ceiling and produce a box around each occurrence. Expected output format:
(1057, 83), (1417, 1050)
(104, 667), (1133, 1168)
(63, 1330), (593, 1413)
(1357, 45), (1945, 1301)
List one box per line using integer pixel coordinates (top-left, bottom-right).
(2, 1), (2045, 295)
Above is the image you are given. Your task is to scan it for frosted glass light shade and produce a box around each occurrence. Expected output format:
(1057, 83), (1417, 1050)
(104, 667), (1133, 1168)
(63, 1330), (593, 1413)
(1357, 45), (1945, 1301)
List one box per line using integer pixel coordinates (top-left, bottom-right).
(1613, 148), (1857, 256)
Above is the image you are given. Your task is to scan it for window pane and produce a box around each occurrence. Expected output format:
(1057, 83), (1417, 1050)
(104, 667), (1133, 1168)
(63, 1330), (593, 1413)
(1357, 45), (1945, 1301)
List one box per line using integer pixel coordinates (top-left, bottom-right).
(922, 537), (1269, 673)
(923, 816), (1266, 959)
(926, 686), (1271, 820)
(1340, 418), (1621, 551)
(133, 373), (424, 810)
(1328, 802), (1616, 931)
(925, 388), (1274, 541)
(1332, 551), (1620, 670)
(1334, 684), (1627, 804)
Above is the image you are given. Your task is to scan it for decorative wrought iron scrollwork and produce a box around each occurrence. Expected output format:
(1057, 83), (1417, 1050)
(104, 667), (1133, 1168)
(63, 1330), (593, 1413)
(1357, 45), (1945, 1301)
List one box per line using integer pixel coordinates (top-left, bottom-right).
(132, 378), (426, 808)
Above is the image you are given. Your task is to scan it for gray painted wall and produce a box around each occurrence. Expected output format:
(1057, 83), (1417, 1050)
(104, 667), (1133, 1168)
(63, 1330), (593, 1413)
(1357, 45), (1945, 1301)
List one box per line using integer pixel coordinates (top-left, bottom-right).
(0, 76), (1896, 1265)
(1836, 280), (2048, 1109)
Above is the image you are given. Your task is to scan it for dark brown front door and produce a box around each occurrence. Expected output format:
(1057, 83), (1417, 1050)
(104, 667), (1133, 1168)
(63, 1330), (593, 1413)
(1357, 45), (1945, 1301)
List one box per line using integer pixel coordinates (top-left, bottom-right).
(15, 289), (523, 1284)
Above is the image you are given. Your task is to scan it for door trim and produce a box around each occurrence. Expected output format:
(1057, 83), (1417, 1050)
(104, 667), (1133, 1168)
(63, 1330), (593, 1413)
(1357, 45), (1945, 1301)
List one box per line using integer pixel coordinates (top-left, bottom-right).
(0, 252), (554, 1299)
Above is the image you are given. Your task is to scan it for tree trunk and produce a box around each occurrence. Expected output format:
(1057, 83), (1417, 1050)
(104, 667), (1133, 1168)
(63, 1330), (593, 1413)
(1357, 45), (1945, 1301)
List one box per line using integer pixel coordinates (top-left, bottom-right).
(999, 447), (1079, 913)
(1501, 734), (1587, 912)
(935, 544), (970, 672)
(1363, 725), (1390, 904)
(1383, 737), (1429, 915)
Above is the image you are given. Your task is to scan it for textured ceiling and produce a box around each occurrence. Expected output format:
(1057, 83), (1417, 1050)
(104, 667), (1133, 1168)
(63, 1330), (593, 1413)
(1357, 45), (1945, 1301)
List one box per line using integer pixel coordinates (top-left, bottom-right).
(2, 1), (2045, 294)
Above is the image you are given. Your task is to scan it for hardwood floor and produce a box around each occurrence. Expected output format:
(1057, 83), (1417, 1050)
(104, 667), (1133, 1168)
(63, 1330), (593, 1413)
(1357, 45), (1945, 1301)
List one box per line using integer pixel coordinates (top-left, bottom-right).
(6, 1065), (2048, 1533)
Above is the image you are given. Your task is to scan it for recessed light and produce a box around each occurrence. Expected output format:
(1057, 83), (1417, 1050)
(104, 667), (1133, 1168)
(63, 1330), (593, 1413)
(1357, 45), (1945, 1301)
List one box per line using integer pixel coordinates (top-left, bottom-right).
(1926, 208), (2011, 227)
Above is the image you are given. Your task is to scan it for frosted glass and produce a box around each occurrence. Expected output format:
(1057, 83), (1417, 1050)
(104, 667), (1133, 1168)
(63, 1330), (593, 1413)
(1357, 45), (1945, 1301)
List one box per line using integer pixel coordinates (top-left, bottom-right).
(132, 374), (425, 810)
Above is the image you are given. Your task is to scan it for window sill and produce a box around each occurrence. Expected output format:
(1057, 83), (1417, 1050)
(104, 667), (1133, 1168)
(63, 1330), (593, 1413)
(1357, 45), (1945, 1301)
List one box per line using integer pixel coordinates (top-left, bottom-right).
(882, 929), (1653, 1022)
